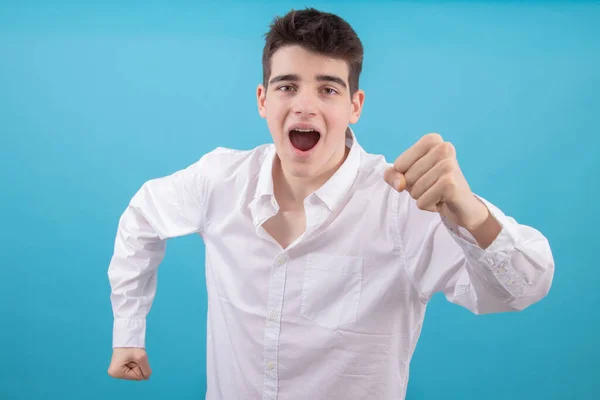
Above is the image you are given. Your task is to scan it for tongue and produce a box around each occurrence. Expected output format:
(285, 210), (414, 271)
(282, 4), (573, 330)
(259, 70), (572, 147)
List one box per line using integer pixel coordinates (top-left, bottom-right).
(290, 130), (320, 152)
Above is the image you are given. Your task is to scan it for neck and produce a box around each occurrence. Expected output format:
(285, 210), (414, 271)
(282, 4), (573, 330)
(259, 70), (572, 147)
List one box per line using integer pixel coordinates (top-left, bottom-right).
(273, 145), (350, 211)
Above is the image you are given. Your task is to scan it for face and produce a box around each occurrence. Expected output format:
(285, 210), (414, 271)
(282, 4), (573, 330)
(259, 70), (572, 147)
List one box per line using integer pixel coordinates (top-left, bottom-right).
(257, 45), (365, 180)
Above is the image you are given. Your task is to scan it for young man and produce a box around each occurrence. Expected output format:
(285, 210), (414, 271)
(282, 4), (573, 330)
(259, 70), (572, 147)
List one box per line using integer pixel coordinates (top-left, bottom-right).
(107, 7), (554, 400)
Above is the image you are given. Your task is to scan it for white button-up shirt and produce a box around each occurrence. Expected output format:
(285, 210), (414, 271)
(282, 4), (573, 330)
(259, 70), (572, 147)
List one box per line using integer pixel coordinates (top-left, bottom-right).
(108, 129), (554, 399)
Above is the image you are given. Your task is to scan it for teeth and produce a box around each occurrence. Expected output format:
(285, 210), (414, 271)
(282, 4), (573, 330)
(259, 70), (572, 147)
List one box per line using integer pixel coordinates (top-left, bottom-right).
(293, 128), (315, 132)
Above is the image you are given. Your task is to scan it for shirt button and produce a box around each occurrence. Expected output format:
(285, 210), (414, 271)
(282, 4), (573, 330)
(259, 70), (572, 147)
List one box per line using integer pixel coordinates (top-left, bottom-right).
(269, 311), (278, 321)
(276, 256), (286, 266)
(267, 362), (275, 370)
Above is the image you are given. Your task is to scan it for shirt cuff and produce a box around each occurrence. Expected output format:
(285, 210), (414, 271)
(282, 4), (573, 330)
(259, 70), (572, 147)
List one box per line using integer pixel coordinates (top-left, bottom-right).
(113, 318), (147, 348)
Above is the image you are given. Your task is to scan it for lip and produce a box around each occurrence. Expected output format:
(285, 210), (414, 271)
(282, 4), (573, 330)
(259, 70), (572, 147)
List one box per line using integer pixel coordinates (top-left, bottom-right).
(287, 122), (322, 133)
(286, 122), (322, 158)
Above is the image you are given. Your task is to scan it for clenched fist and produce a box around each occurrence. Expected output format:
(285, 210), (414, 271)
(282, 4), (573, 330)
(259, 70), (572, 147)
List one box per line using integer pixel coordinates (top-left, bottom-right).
(384, 132), (489, 231)
(108, 347), (152, 381)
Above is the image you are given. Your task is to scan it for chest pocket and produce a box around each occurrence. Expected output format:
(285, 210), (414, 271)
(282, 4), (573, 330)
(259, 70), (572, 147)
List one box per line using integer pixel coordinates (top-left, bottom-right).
(301, 253), (364, 329)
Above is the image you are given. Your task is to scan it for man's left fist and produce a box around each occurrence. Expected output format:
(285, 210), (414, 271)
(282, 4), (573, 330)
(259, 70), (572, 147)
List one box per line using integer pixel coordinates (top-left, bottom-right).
(384, 132), (488, 230)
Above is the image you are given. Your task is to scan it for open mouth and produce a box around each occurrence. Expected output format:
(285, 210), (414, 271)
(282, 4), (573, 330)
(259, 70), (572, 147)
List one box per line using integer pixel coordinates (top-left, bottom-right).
(289, 128), (321, 152)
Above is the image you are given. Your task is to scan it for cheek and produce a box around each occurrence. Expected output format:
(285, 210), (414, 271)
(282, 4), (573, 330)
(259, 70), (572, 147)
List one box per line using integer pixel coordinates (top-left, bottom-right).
(265, 101), (287, 124)
(264, 110), (287, 143)
(323, 103), (352, 129)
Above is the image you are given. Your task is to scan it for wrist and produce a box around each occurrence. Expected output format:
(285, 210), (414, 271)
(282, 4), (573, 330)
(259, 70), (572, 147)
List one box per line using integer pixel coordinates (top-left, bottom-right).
(460, 195), (490, 232)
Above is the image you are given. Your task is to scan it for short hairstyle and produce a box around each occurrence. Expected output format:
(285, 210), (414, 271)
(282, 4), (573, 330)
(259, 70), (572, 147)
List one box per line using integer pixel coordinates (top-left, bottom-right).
(262, 8), (364, 96)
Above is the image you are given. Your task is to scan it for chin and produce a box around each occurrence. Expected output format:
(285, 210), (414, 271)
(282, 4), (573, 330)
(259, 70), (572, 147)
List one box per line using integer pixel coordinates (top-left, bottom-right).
(279, 152), (313, 174)
(288, 163), (317, 178)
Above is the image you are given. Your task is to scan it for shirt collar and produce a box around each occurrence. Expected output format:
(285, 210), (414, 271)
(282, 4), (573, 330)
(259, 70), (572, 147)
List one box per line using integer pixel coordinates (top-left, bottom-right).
(254, 127), (361, 212)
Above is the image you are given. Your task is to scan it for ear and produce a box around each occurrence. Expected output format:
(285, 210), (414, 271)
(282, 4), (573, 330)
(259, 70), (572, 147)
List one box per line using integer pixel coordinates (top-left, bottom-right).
(349, 89), (365, 124)
(257, 84), (267, 119)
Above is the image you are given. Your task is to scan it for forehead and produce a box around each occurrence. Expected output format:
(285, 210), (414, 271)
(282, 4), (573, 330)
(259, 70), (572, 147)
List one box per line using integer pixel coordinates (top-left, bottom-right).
(269, 45), (349, 82)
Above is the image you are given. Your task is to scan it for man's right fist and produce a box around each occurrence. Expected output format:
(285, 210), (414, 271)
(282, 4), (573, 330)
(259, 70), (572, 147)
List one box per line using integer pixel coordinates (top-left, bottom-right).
(107, 347), (152, 380)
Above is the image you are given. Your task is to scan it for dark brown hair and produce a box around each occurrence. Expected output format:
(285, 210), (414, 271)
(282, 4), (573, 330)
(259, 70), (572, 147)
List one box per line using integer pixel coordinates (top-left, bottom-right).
(262, 8), (364, 96)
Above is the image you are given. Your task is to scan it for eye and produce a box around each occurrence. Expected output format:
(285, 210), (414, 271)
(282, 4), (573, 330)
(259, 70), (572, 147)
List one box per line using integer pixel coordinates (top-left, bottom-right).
(322, 87), (339, 95)
(277, 85), (296, 92)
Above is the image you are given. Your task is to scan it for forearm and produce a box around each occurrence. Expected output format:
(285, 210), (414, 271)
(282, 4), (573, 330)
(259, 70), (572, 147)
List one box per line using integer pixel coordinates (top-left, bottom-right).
(465, 202), (503, 250)
(108, 203), (167, 348)
(454, 194), (503, 250)
(107, 171), (205, 348)
(443, 196), (555, 313)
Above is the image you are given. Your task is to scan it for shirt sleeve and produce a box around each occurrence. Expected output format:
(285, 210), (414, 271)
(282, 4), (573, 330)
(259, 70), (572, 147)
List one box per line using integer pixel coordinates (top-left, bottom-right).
(398, 193), (555, 314)
(107, 156), (209, 348)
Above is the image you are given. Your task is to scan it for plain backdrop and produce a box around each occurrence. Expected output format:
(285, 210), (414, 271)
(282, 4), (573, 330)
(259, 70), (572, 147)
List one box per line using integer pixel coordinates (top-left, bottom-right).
(1, 1), (598, 399)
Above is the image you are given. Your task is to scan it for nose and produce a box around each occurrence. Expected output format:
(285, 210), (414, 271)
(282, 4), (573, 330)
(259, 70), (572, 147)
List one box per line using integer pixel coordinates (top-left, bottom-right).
(291, 89), (318, 117)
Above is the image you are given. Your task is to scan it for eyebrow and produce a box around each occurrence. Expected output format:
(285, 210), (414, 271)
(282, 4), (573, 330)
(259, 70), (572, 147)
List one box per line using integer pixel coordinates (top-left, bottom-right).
(269, 74), (347, 89)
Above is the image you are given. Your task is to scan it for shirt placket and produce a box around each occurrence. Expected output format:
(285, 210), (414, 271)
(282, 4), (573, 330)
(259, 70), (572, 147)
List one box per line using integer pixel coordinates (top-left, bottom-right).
(262, 252), (288, 400)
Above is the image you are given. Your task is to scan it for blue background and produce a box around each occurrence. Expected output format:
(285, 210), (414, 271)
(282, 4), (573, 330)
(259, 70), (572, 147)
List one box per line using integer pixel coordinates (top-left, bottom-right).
(1, 1), (598, 399)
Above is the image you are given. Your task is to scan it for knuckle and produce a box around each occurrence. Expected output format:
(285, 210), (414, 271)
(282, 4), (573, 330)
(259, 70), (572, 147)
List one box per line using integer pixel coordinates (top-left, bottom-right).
(441, 174), (455, 188)
(424, 132), (443, 146)
(441, 157), (454, 172)
(436, 141), (454, 158)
